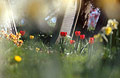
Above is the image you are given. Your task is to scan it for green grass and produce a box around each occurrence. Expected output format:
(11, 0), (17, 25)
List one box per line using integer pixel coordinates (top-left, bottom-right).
(0, 37), (120, 78)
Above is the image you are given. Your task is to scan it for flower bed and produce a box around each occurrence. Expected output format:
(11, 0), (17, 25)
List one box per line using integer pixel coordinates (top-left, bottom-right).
(0, 19), (120, 78)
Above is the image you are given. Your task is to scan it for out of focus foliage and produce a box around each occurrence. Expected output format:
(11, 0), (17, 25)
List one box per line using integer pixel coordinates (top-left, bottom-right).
(0, 33), (120, 78)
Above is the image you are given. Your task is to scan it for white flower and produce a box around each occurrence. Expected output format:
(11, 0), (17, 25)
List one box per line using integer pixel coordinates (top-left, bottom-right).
(107, 19), (119, 29)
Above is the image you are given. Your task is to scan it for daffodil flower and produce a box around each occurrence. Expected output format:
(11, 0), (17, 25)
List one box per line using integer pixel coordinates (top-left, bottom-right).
(102, 27), (113, 36)
(107, 19), (119, 29)
(105, 27), (112, 35)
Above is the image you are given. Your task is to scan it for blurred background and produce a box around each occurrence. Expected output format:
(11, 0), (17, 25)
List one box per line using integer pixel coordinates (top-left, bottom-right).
(0, 0), (120, 78)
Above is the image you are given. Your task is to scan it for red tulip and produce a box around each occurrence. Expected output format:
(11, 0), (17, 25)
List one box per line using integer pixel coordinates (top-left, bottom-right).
(60, 32), (67, 37)
(89, 37), (94, 44)
(70, 40), (75, 44)
(20, 30), (25, 36)
(75, 31), (81, 36)
(80, 34), (85, 39)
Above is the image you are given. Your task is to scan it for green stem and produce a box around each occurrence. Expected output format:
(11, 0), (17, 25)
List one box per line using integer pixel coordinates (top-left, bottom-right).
(87, 37), (90, 56)
(60, 37), (64, 53)
(80, 40), (83, 53)
(110, 34), (112, 54)
(116, 29), (119, 52)
(75, 37), (79, 53)
(80, 42), (89, 54)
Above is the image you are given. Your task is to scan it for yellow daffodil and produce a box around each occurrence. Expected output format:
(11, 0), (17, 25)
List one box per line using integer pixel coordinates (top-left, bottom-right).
(36, 47), (40, 52)
(14, 56), (22, 62)
(112, 19), (119, 29)
(30, 35), (34, 39)
(105, 27), (112, 35)
(107, 19), (119, 29)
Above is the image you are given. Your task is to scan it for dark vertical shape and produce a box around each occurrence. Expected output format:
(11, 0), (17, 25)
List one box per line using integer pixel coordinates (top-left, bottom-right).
(50, 2), (67, 44)
(11, 23), (16, 35)
(70, 0), (81, 36)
